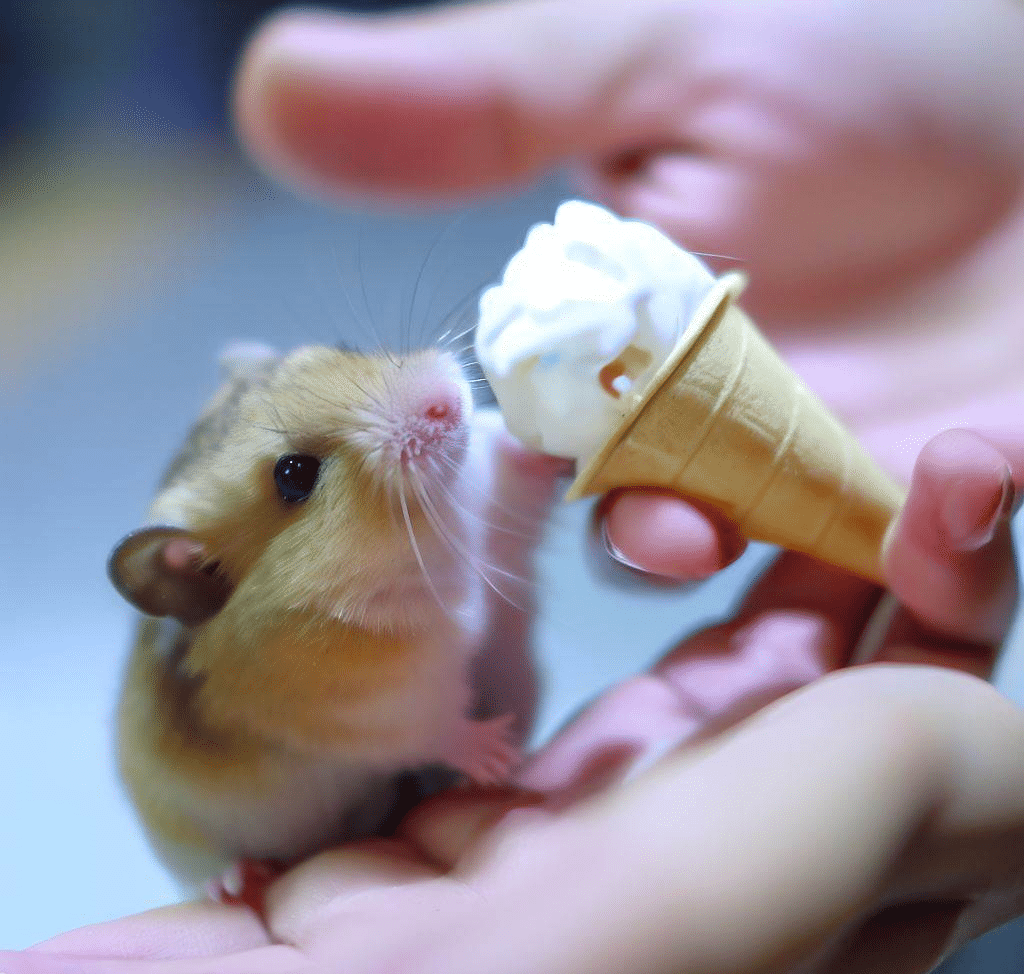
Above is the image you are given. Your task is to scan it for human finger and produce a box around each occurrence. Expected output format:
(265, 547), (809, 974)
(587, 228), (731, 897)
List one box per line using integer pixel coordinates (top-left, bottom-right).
(639, 666), (1024, 974)
(263, 838), (439, 950)
(653, 551), (881, 721)
(233, 0), (698, 200)
(396, 787), (547, 871)
(810, 668), (1024, 972)
(27, 902), (269, 960)
(879, 428), (1019, 672)
(527, 427), (1023, 798)
(0, 945), (303, 974)
(523, 550), (880, 798)
(595, 489), (746, 583)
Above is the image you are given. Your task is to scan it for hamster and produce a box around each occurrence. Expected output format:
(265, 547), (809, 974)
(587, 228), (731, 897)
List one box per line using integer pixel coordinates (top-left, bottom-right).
(108, 342), (555, 894)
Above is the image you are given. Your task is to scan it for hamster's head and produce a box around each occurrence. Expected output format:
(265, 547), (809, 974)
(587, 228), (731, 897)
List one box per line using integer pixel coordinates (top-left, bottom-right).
(109, 345), (478, 632)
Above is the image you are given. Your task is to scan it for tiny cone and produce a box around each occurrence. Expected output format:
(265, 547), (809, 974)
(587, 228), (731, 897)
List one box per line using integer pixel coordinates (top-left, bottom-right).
(566, 273), (906, 584)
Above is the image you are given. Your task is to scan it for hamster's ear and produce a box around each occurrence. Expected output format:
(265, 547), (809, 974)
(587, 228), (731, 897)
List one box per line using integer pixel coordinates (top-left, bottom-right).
(108, 527), (232, 626)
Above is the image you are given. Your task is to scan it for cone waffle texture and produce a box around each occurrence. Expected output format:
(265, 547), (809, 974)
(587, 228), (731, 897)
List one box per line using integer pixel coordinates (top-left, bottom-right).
(566, 273), (906, 584)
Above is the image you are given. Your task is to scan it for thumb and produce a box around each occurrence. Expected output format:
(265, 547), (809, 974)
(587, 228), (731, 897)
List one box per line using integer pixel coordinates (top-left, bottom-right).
(233, 0), (695, 201)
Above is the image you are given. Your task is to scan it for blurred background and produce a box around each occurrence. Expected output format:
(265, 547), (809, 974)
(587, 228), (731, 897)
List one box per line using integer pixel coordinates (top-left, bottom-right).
(0, 3), (1021, 971)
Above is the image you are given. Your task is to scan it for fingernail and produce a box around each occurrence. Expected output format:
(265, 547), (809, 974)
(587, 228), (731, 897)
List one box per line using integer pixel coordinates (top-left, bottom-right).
(941, 466), (1015, 551)
(601, 519), (648, 572)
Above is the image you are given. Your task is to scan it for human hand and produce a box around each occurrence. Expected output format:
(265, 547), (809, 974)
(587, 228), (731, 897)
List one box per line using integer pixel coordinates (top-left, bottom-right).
(9, 5), (1023, 969)
(5, 427), (1019, 974)
(233, 0), (1024, 577)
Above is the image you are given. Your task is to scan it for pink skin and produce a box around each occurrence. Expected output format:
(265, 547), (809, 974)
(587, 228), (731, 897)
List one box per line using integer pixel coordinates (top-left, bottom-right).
(443, 714), (521, 786)
(7, 0), (1024, 969)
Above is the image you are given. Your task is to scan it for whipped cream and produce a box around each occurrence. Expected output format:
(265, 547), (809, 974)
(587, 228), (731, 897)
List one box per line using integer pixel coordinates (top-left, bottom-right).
(474, 200), (716, 463)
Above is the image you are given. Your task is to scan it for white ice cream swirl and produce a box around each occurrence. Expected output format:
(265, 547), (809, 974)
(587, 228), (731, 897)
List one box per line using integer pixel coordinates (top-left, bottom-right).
(475, 200), (716, 463)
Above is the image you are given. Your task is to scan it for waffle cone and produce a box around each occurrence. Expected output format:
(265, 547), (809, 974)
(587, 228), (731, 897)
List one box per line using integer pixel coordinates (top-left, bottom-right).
(565, 273), (905, 584)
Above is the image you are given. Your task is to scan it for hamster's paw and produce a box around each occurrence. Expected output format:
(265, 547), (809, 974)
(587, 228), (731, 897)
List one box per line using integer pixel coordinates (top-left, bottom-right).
(445, 713), (522, 786)
(206, 858), (285, 915)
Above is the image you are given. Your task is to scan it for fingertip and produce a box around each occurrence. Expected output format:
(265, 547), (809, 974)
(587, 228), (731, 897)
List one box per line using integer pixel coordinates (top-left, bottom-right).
(234, 1), (702, 202)
(600, 490), (746, 582)
(232, 10), (317, 184)
(27, 900), (270, 960)
(883, 428), (1018, 645)
(231, 5), (549, 200)
(234, 9), (398, 199)
(890, 428), (1014, 557)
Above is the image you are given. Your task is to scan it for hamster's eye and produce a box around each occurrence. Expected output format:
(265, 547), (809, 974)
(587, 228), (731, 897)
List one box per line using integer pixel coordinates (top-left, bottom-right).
(274, 454), (321, 503)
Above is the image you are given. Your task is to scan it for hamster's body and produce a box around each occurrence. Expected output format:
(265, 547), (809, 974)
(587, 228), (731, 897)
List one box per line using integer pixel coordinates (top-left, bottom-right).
(110, 344), (542, 891)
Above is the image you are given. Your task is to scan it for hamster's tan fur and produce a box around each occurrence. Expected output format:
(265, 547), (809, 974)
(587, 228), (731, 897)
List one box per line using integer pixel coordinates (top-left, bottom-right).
(110, 345), (527, 891)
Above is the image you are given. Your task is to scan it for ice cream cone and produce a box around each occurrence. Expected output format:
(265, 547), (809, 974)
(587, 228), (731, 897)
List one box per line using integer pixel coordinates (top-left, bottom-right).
(565, 273), (906, 584)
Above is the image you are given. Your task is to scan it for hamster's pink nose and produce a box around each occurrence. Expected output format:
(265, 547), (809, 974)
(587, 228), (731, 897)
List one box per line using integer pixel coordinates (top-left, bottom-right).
(421, 391), (463, 430)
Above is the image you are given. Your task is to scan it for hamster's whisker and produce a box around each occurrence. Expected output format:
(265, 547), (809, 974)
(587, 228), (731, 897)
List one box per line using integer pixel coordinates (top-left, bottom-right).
(397, 477), (460, 623)
(440, 299), (478, 340)
(427, 282), (488, 353)
(265, 398), (303, 443)
(344, 377), (388, 415)
(331, 243), (389, 360)
(425, 458), (539, 541)
(290, 375), (387, 418)
(411, 474), (510, 604)
(454, 354), (491, 401)
(439, 317), (479, 350)
(431, 454), (532, 529)
(337, 228), (395, 363)
(355, 230), (396, 363)
(411, 472), (527, 612)
(691, 250), (743, 263)
(384, 469), (400, 536)
(398, 269), (418, 359)
(431, 453), (542, 531)
(408, 475), (467, 565)
(440, 330), (476, 359)
(407, 215), (468, 355)
(456, 354), (486, 374)
(449, 342), (485, 377)
(414, 221), (501, 354)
